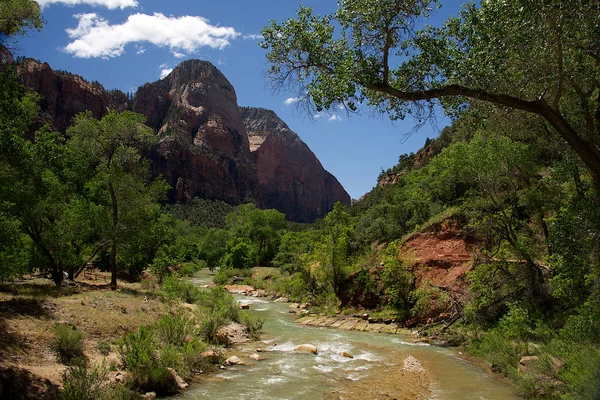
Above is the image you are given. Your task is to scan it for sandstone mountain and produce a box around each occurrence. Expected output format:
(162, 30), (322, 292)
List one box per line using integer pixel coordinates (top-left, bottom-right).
(14, 56), (350, 222)
(242, 107), (350, 222)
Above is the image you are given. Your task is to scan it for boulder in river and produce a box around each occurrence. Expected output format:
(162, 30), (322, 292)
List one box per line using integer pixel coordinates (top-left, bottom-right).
(249, 353), (264, 361)
(402, 356), (425, 373)
(167, 367), (189, 390)
(294, 344), (318, 354)
(224, 285), (255, 295)
(239, 303), (250, 309)
(274, 297), (289, 303)
(225, 356), (245, 365)
(217, 322), (251, 345)
(340, 351), (353, 358)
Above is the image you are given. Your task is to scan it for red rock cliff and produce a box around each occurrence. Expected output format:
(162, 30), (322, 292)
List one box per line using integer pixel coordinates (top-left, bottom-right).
(16, 56), (350, 221)
(131, 60), (260, 205)
(241, 107), (351, 222)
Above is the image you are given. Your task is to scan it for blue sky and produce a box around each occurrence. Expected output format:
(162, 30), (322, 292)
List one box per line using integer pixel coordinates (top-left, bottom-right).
(19, 0), (465, 199)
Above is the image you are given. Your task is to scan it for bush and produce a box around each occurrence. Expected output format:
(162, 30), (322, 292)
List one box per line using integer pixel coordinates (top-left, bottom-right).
(117, 326), (176, 395)
(177, 260), (206, 277)
(60, 362), (108, 400)
(213, 267), (252, 286)
(54, 324), (85, 364)
(155, 313), (195, 347)
(97, 340), (111, 356)
(196, 287), (240, 343)
(239, 311), (265, 339)
(160, 275), (201, 303)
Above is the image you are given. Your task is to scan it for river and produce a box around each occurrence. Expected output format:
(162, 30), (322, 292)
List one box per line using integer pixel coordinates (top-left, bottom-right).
(179, 270), (519, 400)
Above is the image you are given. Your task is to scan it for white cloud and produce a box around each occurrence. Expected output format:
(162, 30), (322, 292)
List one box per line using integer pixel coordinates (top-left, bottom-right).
(173, 51), (185, 58)
(313, 112), (341, 121)
(135, 45), (145, 54)
(37, 0), (138, 9)
(243, 33), (262, 40)
(159, 66), (173, 79)
(283, 97), (300, 106)
(64, 12), (239, 59)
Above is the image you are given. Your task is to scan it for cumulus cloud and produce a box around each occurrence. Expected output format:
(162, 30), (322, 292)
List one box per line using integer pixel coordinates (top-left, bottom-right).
(64, 12), (239, 59)
(159, 67), (173, 79)
(243, 33), (262, 40)
(37, 0), (138, 9)
(314, 112), (342, 122)
(283, 97), (300, 106)
(173, 51), (185, 58)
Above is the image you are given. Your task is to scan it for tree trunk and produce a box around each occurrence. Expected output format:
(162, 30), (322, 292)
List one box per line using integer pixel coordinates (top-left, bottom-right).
(110, 240), (117, 290)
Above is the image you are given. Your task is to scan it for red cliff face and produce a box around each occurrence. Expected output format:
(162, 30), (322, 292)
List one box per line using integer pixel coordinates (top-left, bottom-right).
(16, 56), (349, 221)
(131, 60), (260, 205)
(17, 60), (109, 133)
(241, 107), (351, 222)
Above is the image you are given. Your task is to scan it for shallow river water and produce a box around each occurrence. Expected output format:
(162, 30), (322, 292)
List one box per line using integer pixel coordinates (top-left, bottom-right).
(179, 270), (519, 400)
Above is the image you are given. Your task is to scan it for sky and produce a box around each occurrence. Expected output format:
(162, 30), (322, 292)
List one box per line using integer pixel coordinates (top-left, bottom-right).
(18, 0), (466, 200)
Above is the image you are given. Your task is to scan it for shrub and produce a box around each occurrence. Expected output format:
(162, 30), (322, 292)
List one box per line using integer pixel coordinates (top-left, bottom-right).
(239, 311), (265, 339)
(160, 275), (201, 303)
(213, 267), (252, 286)
(117, 326), (176, 395)
(60, 362), (108, 400)
(97, 340), (111, 356)
(54, 324), (85, 364)
(196, 287), (240, 343)
(155, 313), (195, 347)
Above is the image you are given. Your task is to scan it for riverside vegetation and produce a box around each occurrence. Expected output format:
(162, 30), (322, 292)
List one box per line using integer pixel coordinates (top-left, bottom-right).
(1, 0), (600, 399)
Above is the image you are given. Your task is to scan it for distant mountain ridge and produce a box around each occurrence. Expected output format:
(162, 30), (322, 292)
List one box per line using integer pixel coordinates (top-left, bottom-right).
(13, 55), (350, 222)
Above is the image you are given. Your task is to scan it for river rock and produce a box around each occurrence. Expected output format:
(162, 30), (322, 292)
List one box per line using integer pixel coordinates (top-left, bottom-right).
(142, 392), (156, 400)
(274, 297), (289, 303)
(299, 303), (310, 309)
(167, 367), (189, 390)
(201, 350), (220, 363)
(294, 344), (318, 355)
(239, 303), (250, 310)
(249, 353), (264, 361)
(402, 356), (425, 373)
(224, 285), (255, 295)
(217, 322), (251, 344)
(340, 351), (353, 358)
(361, 313), (369, 320)
(225, 356), (245, 366)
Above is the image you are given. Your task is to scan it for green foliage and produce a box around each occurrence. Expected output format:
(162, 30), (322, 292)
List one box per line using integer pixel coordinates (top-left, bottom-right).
(155, 313), (196, 347)
(159, 275), (202, 304)
(68, 110), (169, 289)
(164, 197), (232, 228)
(195, 287), (241, 343)
(0, 0), (43, 40)
(224, 204), (287, 266)
(320, 202), (354, 296)
(213, 267), (252, 286)
(381, 244), (414, 316)
(60, 362), (108, 400)
(96, 340), (111, 356)
(118, 326), (176, 394)
(196, 228), (230, 271)
(54, 324), (85, 365)
(239, 311), (265, 339)
(220, 237), (256, 270)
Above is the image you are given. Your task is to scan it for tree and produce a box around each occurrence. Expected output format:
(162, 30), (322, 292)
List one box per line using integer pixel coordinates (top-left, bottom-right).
(225, 204), (286, 266)
(321, 202), (354, 297)
(0, 0), (43, 43)
(261, 0), (600, 182)
(68, 111), (169, 290)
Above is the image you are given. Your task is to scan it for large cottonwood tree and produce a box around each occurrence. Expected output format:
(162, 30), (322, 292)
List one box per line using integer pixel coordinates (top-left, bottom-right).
(261, 0), (600, 181)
